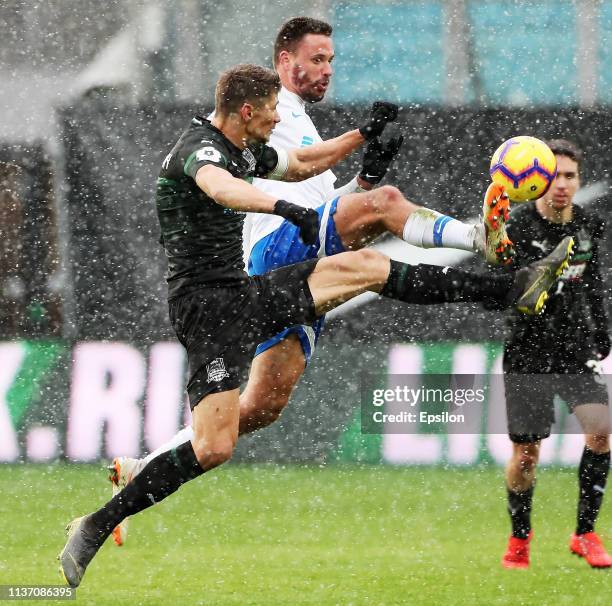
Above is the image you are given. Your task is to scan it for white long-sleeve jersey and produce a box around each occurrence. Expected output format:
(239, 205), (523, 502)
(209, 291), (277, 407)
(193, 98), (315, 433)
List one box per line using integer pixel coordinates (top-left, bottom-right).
(245, 87), (339, 259)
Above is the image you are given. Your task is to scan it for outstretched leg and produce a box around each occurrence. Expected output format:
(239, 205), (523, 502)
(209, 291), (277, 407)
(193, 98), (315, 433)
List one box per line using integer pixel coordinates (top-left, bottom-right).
(306, 236), (573, 317)
(332, 183), (514, 265)
(306, 248), (512, 315)
(59, 390), (240, 587)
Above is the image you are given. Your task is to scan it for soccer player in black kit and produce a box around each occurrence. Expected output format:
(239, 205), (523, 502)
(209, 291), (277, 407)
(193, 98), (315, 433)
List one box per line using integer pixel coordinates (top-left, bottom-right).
(501, 140), (611, 569)
(58, 64), (573, 587)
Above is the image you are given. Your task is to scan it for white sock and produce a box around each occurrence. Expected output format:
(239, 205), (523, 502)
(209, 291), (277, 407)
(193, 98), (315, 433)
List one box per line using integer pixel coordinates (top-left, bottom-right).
(143, 425), (195, 466)
(402, 208), (478, 252)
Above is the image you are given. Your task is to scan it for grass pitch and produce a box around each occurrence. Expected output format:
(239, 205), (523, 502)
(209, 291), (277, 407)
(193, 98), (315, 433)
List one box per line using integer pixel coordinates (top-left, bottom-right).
(0, 464), (610, 605)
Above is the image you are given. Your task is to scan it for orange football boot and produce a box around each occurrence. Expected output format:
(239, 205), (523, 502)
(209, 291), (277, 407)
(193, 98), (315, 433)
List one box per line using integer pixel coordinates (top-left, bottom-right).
(483, 182), (514, 265)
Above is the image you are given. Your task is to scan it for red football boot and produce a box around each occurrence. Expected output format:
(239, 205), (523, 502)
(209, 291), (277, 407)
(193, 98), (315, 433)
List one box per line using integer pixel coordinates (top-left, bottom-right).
(502, 531), (533, 569)
(569, 532), (612, 568)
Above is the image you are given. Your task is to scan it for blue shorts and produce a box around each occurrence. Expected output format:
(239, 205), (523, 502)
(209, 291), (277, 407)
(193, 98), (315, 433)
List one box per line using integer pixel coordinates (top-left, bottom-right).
(247, 197), (345, 363)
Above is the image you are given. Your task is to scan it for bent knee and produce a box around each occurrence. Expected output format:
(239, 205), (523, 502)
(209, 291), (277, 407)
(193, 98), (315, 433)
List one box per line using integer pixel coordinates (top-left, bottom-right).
(371, 185), (403, 212)
(355, 247), (385, 264)
(512, 444), (539, 470)
(586, 433), (611, 454)
(345, 248), (386, 267)
(518, 454), (538, 471)
(377, 184), (402, 201)
(375, 185), (418, 211)
(192, 437), (235, 468)
(333, 249), (388, 280)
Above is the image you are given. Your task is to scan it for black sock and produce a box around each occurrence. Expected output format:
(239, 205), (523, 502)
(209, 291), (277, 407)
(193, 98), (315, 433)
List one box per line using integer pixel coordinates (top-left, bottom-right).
(577, 447), (610, 535)
(380, 260), (514, 304)
(90, 441), (203, 537)
(507, 486), (534, 539)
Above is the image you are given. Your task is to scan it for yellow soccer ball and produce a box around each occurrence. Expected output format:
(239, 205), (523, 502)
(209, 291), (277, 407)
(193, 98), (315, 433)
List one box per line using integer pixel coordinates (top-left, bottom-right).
(489, 136), (557, 202)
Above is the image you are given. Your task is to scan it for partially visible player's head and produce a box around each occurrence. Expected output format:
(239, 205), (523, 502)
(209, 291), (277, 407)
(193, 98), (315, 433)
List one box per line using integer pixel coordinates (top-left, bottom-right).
(547, 139), (583, 171)
(215, 64), (281, 143)
(541, 139), (582, 211)
(274, 16), (334, 103)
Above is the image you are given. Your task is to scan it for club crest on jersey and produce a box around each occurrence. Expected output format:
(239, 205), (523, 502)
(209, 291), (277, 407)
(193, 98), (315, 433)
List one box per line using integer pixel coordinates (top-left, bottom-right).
(241, 148), (257, 172)
(207, 358), (230, 383)
(196, 146), (223, 163)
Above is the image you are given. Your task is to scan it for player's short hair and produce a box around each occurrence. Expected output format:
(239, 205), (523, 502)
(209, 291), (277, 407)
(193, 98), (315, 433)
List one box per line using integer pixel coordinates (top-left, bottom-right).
(215, 64), (281, 116)
(273, 16), (333, 65)
(546, 139), (583, 170)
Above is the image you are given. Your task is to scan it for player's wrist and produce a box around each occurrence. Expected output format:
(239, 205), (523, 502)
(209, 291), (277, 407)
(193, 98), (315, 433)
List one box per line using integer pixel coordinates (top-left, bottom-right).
(273, 200), (318, 245)
(358, 169), (383, 185)
(273, 199), (301, 219)
(355, 175), (374, 190)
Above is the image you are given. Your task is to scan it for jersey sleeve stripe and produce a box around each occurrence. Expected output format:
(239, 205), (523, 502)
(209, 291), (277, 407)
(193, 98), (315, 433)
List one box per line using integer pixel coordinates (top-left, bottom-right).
(267, 147), (289, 181)
(183, 150), (200, 176)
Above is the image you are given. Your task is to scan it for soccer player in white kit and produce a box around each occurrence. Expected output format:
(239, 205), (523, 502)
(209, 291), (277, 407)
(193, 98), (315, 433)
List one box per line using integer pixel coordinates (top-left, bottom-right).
(107, 17), (515, 546)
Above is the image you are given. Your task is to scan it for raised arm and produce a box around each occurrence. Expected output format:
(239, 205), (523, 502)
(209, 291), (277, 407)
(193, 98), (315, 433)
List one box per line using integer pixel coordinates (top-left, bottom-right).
(283, 101), (400, 182)
(284, 129), (364, 182)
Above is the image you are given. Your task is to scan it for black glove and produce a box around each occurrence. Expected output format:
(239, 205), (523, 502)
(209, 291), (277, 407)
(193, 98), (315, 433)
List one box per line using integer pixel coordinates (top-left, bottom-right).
(273, 200), (319, 245)
(359, 135), (404, 185)
(359, 101), (399, 140)
(593, 329), (611, 360)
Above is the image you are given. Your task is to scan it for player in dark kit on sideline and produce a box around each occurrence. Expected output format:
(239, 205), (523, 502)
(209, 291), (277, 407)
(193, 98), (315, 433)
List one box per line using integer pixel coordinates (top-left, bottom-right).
(500, 139), (612, 569)
(58, 64), (573, 587)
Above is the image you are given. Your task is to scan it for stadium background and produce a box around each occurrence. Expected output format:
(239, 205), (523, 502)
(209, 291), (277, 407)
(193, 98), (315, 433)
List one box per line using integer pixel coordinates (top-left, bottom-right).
(2, 0), (612, 466)
(3, 2), (612, 603)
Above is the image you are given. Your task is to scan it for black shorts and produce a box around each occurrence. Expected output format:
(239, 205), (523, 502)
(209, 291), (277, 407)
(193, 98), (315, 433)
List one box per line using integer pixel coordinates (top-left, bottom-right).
(503, 356), (609, 443)
(169, 259), (319, 408)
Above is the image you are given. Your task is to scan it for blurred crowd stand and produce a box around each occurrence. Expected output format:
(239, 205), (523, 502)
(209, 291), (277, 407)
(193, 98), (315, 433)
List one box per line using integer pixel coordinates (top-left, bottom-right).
(0, 148), (62, 338)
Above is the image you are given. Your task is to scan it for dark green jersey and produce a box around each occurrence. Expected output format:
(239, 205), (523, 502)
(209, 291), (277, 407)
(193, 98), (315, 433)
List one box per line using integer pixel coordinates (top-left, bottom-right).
(156, 117), (279, 296)
(504, 203), (608, 368)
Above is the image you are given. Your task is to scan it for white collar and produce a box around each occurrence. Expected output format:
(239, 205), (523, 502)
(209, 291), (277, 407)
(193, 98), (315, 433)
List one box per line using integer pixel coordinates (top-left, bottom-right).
(279, 86), (306, 111)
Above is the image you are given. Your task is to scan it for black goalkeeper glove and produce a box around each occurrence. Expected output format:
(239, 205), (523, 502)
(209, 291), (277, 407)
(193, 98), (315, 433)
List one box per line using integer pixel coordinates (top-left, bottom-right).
(359, 135), (404, 185)
(273, 200), (319, 246)
(359, 101), (399, 140)
(593, 329), (611, 360)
